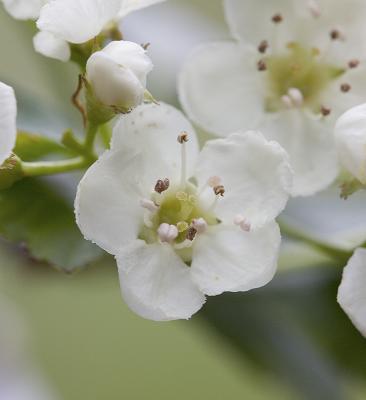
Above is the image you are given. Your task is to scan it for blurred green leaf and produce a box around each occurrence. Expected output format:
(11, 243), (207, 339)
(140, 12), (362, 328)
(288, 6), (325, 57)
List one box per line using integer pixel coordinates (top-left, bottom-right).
(202, 266), (366, 400)
(15, 131), (75, 161)
(0, 178), (102, 271)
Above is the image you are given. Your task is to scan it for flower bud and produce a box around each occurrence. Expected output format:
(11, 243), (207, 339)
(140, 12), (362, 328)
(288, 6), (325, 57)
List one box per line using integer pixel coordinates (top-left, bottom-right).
(86, 41), (153, 114)
(335, 103), (366, 184)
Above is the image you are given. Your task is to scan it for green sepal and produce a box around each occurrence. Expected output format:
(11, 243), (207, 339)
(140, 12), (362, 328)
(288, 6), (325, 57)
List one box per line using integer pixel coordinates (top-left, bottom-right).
(0, 154), (24, 190)
(84, 77), (130, 126)
(340, 178), (364, 199)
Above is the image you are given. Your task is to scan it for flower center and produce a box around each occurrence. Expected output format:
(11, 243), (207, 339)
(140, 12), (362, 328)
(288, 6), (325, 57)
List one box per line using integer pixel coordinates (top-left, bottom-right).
(256, 7), (358, 116)
(264, 43), (344, 112)
(138, 133), (222, 263)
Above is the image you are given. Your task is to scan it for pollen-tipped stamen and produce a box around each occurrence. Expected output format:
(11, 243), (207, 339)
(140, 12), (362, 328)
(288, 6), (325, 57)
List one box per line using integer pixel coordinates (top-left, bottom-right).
(178, 132), (188, 187)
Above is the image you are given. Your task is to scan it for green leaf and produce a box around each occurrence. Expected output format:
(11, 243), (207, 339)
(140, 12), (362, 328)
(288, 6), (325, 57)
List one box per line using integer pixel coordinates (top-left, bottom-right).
(0, 178), (103, 272)
(201, 266), (366, 400)
(15, 131), (75, 161)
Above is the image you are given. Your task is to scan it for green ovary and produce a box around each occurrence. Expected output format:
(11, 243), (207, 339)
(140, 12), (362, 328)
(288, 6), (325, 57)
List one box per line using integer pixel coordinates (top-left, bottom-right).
(264, 44), (345, 112)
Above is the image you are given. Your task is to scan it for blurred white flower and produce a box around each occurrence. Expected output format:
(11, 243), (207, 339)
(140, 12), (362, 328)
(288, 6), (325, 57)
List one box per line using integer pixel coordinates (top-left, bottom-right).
(75, 102), (292, 320)
(0, 81), (17, 166)
(335, 103), (366, 185)
(33, 0), (166, 62)
(0, 296), (58, 400)
(86, 41), (153, 111)
(179, 0), (366, 197)
(338, 248), (366, 337)
(1, 0), (47, 20)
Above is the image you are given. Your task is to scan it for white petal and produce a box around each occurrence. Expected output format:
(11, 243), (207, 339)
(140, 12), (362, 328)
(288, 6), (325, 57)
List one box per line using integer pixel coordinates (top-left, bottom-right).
(224, 0), (366, 58)
(101, 41), (153, 86)
(0, 82), (17, 166)
(282, 187), (366, 252)
(118, 0), (165, 19)
(224, 0), (300, 48)
(178, 41), (265, 136)
(111, 102), (200, 187)
(320, 66), (366, 119)
(334, 103), (366, 184)
(338, 248), (366, 337)
(117, 240), (206, 321)
(37, 0), (122, 44)
(259, 110), (339, 196)
(1, 0), (47, 20)
(75, 149), (144, 255)
(191, 221), (281, 296)
(195, 131), (292, 228)
(33, 31), (70, 62)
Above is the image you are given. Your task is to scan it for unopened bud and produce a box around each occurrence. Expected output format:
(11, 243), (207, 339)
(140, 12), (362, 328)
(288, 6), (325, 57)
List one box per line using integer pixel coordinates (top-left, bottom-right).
(86, 41), (153, 120)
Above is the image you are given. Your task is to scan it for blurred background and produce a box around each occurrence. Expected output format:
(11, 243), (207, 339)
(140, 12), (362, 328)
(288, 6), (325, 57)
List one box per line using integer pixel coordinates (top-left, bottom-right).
(0, 1), (366, 399)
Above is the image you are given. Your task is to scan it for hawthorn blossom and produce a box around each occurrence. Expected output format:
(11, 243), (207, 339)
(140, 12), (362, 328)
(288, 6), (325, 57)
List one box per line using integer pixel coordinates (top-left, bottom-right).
(0, 82), (17, 166)
(179, 0), (366, 196)
(75, 102), (293, 320)
(86, 41), (153, 112)
(338, 248), (366, 337)
(0, 0), (47, 20)
(32, 0), (166, 62)
(335, 103), (366, 185)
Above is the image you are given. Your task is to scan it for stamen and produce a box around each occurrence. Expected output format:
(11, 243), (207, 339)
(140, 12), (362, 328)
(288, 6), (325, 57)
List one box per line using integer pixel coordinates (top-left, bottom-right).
(178, 132), (188, 187)
(208, 176), (222, 188)
(320, 106), (331, 117)
(186, 227), (198, 241)
(288, 88), (304, 107)
(155, 178), (170, 193)
(234, 215), (251, 232)
(140, 199), (158, 212)
(340, 83), (351, 93)
(213, 185), (225, 197)
(330, 29), (344, 41)
(348, 59), (360, 69)
(177, 221), (189, 233)
(143, 212), (154, 228)
(176, 191), (188, 201)
(257, 59), (267, 71)
(192, 218), (208, 234)
(271, 13), (283, 24)
(177, 131), (189, 144)
(281, 88), (303, 109)
(157, 223), (178, 243)
(281, 95), (293, 109)
(308, 0), (321, 18)
(258, 40), (269, 54)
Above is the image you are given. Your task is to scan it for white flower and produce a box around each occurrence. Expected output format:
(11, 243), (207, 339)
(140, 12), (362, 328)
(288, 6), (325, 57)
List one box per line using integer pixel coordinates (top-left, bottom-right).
(1, 0), (47, 20)
(118, 0), (166, 19)
(179, 0), (366, 197)
(86, 41), (153, 110)
(33, 0), (166, 62)
(0, 82), (17, 166)
(75, 102), (293, 321)
(338, 248), (366, 337)
(335, 103), (366, 184)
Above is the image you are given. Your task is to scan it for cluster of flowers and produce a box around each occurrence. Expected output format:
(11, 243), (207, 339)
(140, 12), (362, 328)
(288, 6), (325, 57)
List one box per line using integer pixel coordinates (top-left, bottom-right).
(1, 0), (366, 330)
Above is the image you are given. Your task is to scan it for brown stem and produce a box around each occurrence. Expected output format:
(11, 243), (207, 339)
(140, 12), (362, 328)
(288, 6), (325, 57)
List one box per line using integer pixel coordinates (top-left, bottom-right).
(71, 74), (87, 127)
